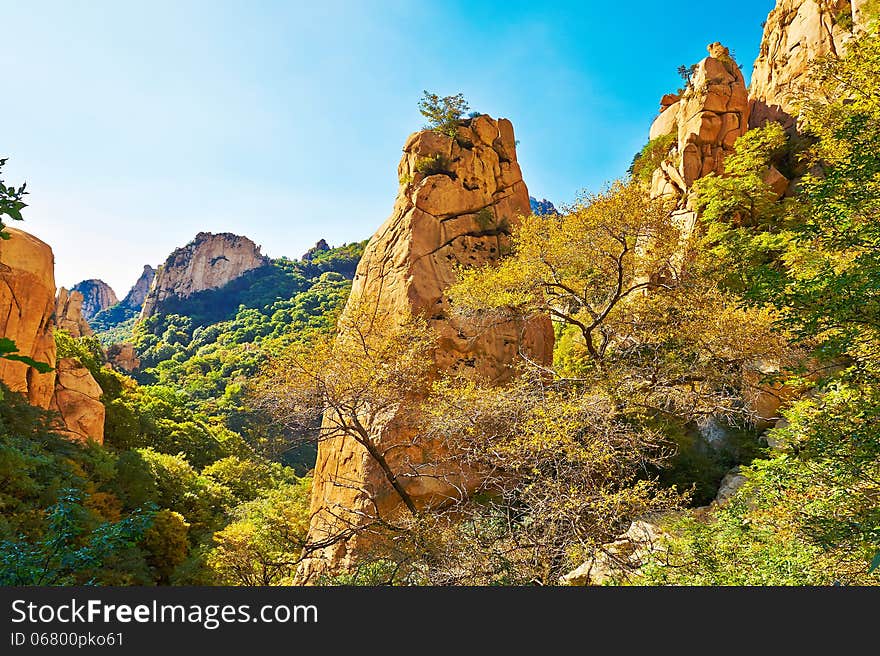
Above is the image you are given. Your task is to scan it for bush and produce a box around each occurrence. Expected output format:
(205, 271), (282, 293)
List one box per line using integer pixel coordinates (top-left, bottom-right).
(414, 154), (451, 177)
(628, 133), (676, 184)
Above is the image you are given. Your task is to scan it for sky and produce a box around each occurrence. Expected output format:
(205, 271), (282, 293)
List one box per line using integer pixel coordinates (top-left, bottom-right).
(2, 0), (776, 296)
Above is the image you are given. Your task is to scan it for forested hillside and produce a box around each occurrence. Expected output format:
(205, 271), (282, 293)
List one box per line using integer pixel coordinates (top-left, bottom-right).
(0, 229), (363, 584)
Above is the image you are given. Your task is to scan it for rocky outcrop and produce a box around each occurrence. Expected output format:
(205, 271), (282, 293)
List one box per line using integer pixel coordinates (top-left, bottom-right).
(49, 358), (105, 445)
(71, 279), (118, 320)
(120, 265), (156, 310)
(298, 115), (554, 581)
(106, 342), (140, 372)
(560, 517), (671, 586)
(749, 0), (859, 127)
(649, 43), (750, 203)
(302, 239), (330, 261)
(0, 227), (57, 408)
(55, 288), (93, 338)
(140, 233), (268, 319)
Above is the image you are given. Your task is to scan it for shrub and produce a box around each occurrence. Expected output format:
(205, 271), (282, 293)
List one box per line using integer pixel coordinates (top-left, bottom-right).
(628, 133), (676, 184)
(414, 154), (451, 177)
(418, 91), (469, 138)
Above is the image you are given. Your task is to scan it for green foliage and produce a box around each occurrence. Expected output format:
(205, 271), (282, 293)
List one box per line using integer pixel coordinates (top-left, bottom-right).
(677, 63), (696, 84)
(207, 478), (311, 585)
(0, 157), (27, 237)
(91, 306), (139, 338)
(628, 133), (676, 184)
(418, 90), (469, 138)
(414, 154), (451, 177)
(0, 383), (159, 585)
(0, 337), (53, 373)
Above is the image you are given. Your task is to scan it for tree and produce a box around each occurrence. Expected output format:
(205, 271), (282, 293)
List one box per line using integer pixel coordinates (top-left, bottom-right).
(207, 479), (312, 585)
(677, 63), (697, 86)
(418, 91), (470, 138)
(0, 157), (27, 239)
(388, 374), (685, 585)
(451, 179), (795, 504)
(252, 300), (438, 562)
(0, 491), (152, 585)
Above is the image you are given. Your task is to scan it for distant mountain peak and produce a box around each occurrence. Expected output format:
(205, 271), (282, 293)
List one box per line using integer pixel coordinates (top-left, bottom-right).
(302, 239), (331, 261)
(140, 233), (268, 319)
(529, 196), (557, 215)
(70, 279), (118, 320)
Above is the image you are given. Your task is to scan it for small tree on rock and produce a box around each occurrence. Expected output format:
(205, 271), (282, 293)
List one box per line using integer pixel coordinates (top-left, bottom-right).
(418, 91), (470, 138)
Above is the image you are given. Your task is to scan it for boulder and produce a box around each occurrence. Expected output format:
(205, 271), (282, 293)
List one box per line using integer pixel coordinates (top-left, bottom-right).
(49, 357), (105, 445)
(560, 517), (670, 586)
(715, 467), (747, 504)
(107, 342), (140, 372)
(649, 102), (679, 140)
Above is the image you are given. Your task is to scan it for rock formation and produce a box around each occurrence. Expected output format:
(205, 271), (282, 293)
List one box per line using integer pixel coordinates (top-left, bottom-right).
(55, 287), (94, 337)
(648, 42), (750, 203)
(49, 357), (105, 445)
(749, 0), (861, 127)
(0, 227), (57, 408)
(71, 279), (118, 320)
(140, 232), (268, 319)
(106, 342), (140, 372)
(529, 196), (557, 215)
(302, 239), (330, 261)
(120, 265), (156, 310)
(298, 115), (554, 581)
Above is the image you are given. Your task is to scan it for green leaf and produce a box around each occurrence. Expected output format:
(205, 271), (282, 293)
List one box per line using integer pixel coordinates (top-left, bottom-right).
(869, 552), (880, 574)
(2, 353), (54, 374)
(0, 337), (18, 354)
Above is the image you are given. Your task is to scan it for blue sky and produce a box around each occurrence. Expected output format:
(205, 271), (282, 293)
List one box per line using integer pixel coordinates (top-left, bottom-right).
(3, 0), (775, 295)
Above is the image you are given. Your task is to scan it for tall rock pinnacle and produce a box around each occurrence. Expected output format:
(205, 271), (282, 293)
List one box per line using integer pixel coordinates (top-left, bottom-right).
(297, 114), (554, 581)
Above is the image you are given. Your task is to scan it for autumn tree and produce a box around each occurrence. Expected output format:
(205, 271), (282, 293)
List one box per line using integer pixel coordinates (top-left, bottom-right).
(450, 179), (793, 427)
(208, 479), (312, 585)
(252, 300), (439, 561)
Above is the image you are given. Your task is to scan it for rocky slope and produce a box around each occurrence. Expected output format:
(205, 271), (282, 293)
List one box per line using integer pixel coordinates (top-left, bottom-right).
(71, 279), (118, 320)
(0, 228), (106, 444)
(55, 287), (94, 338)
(140, 232), (268, 319)
(121, 265), (156, 310)
(0, 227), (57, 407)
(297, 115), (554, 581)
(749, 0), (863, 127)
